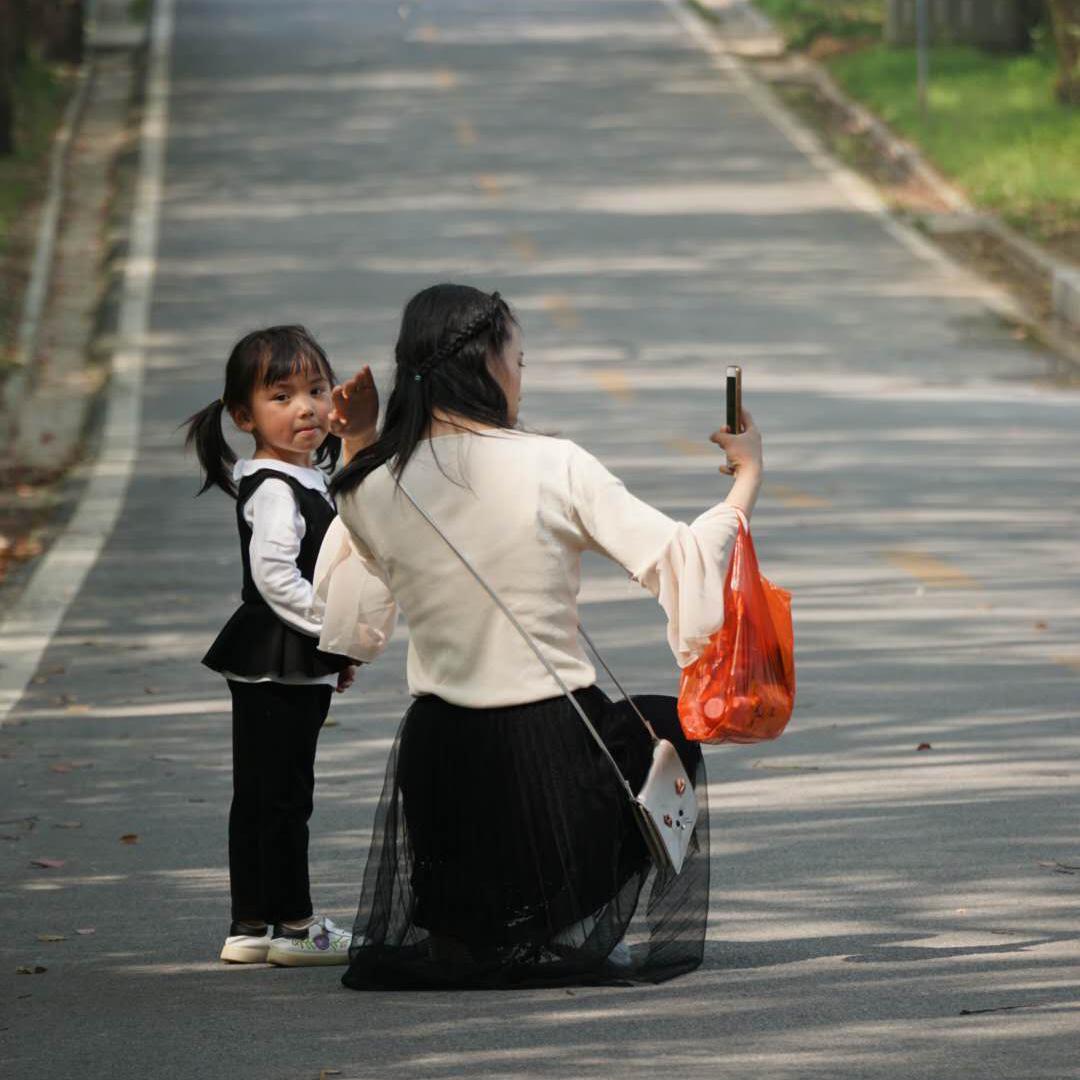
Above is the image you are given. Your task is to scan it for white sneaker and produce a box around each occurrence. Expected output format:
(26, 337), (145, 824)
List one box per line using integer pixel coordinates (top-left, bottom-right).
(220, 924), (271, 964)
(266, 916), (351, 967)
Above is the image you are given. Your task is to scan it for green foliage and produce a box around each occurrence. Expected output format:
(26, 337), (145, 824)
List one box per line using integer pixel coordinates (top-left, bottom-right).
(828, 42), (1080, 238)
(0, 56), (71, 250)
(752, 0), (883, 48)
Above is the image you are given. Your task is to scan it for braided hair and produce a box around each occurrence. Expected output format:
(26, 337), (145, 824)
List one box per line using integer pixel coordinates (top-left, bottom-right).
(331, 284), (518, 497)
(412, 292), (503, 383)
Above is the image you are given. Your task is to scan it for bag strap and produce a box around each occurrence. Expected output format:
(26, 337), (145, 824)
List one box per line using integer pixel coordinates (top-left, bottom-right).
(397, 481), (646, 805)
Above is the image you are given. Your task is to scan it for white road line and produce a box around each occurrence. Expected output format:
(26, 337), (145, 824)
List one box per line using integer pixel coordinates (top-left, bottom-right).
(658, 0), (1022, 324)
(0, 0), (176, 724)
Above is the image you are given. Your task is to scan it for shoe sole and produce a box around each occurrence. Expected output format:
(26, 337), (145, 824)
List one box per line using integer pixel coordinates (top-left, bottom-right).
(266, 947), (348, 967)
(220, 943), (270, 964)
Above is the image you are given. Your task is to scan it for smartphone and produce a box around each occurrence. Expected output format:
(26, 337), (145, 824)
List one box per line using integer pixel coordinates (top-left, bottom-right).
(726, 366), (742, 434)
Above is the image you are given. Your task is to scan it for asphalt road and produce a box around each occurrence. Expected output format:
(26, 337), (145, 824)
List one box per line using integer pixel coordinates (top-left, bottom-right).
(2, 2), (1079, 1077)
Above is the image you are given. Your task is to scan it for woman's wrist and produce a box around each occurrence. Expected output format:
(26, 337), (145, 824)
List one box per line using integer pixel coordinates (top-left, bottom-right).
(724, 463), (763, 518)
(341, 427), (378, 464)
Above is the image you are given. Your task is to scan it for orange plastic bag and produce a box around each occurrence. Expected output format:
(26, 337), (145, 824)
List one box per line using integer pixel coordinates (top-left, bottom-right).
(678, 515), (795, 743)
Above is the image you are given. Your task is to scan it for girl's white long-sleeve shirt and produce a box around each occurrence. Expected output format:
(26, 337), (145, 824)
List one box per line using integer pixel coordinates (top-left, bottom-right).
(224, 458), (337, 687)
(314, 430), (739, 709)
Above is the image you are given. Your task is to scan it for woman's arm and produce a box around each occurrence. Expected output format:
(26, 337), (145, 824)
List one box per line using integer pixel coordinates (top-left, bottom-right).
(567, 410), (764, 667)
(329, 366), (379, 463)
(712, 408), (763, 519)
(313, 517), (398, 662)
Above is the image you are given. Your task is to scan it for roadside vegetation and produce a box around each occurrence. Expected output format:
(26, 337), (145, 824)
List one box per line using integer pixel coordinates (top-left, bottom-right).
(752, 1), (1079, 255)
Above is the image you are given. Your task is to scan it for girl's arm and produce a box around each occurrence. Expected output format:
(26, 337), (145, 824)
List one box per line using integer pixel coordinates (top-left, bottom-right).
(245, 481), (324, 637)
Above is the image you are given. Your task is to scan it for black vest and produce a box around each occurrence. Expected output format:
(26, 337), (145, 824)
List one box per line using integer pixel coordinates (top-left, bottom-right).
(203, 470), (351, 680)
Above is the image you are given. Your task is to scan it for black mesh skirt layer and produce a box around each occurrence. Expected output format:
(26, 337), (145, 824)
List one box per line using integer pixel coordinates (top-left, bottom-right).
(341, 687), (710, 990)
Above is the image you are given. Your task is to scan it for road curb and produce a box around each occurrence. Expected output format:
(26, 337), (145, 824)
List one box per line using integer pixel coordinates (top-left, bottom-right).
(689, 0), (1080, 348)
(0, 0), (171, 724)
(1, 65), (96, 433)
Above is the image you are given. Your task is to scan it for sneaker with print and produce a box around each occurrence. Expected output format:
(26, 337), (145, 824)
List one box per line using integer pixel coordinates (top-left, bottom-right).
(266, 915), (350, 966)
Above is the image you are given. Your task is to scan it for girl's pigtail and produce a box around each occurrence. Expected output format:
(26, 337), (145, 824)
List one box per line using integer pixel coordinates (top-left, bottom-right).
(315, 431), (342, 474)
(184, 399), (238, 498)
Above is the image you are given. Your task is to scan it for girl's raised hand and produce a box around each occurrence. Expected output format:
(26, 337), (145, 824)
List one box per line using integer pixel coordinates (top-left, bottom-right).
(329, 365), (379, 441)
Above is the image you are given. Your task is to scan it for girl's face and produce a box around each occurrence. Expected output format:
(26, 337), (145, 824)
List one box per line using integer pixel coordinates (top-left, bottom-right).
(233, 362), (332, 466)
(488, 322), (524, 425)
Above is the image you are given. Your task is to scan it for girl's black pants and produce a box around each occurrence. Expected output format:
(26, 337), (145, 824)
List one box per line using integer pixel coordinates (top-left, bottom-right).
(227, 680), (332, 925)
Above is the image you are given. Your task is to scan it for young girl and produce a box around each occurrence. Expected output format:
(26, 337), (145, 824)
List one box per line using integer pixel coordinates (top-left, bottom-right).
(184, 325), (377, 967)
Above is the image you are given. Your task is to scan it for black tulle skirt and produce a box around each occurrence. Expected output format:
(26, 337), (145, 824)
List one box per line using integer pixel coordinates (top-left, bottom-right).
(342, 687), (709, 990)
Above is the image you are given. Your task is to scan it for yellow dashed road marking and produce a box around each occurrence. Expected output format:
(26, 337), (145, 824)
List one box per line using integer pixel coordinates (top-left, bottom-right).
(434, 68), (458, 90)
(541, 293), (580, 330)
(767, 483), (832, 509)
(475, 174), (504, 197)
(593, 370), (634, 403)
(665, 437), (714, 456)
(454, 119), (477, 146)
(509, 233), (538, 261)
(884, 550), (978, 590)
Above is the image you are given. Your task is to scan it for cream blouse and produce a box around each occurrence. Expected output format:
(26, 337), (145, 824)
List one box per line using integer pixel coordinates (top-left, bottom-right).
(314, 430), (739, 709)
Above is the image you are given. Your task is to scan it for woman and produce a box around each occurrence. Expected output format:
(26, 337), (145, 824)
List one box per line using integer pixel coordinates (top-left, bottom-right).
(316, 283), (763, 989)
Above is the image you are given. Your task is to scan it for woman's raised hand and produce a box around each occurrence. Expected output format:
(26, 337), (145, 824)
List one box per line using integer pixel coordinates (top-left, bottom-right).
(329, 365), (379, 442)
(710, 408), (762, 477)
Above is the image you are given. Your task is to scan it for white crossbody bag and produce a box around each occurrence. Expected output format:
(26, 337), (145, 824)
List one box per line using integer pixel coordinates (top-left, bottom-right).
(399, 483), (697, 876)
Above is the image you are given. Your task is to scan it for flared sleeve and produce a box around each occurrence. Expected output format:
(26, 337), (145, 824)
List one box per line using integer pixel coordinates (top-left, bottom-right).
(313, 516), (398, 663)
(567, 444), (740, 668)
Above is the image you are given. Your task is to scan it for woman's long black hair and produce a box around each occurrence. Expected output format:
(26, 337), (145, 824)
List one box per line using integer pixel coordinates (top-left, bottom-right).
(330, 284), (517, 499)
(183, 325), (340, 498)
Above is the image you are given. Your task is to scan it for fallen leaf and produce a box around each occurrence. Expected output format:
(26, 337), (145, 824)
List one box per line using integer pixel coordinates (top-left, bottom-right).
(119, 834), (138, 845)
(36, 933), (65, 942)
(917, 743), (932, 751)
(12, 537), (43, 560)
(1034, 620), (1049, 631)
(65, 705), (91, 715)
(323, 719), (339, 728)
(30, 858), (65, 869)
(74, 928), (95, 936)
(52, 821), (82, 829)
(188, 797), (206, 804)
(319, 1071), (342, 1080)
(143, 686), (159, 695)
(15, 966), (46, 975)
(49, 763), (72, 774)
(1038, 859), (1080, 875)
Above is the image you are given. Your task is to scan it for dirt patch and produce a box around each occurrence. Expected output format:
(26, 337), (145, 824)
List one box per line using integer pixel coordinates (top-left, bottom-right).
(755, 61), (1076, 348)
(768, 77), (951, 215)
(931, 228), (1054, 321)
(805, 34), (873, 63)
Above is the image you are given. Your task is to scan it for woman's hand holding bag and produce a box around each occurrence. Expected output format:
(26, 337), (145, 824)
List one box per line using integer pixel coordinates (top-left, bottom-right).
(677, 409), (795, 743)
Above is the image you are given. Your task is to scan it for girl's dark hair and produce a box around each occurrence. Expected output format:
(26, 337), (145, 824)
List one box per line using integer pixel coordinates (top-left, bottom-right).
(330, 284), (517, 498)
(183, 325), (340, 498)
